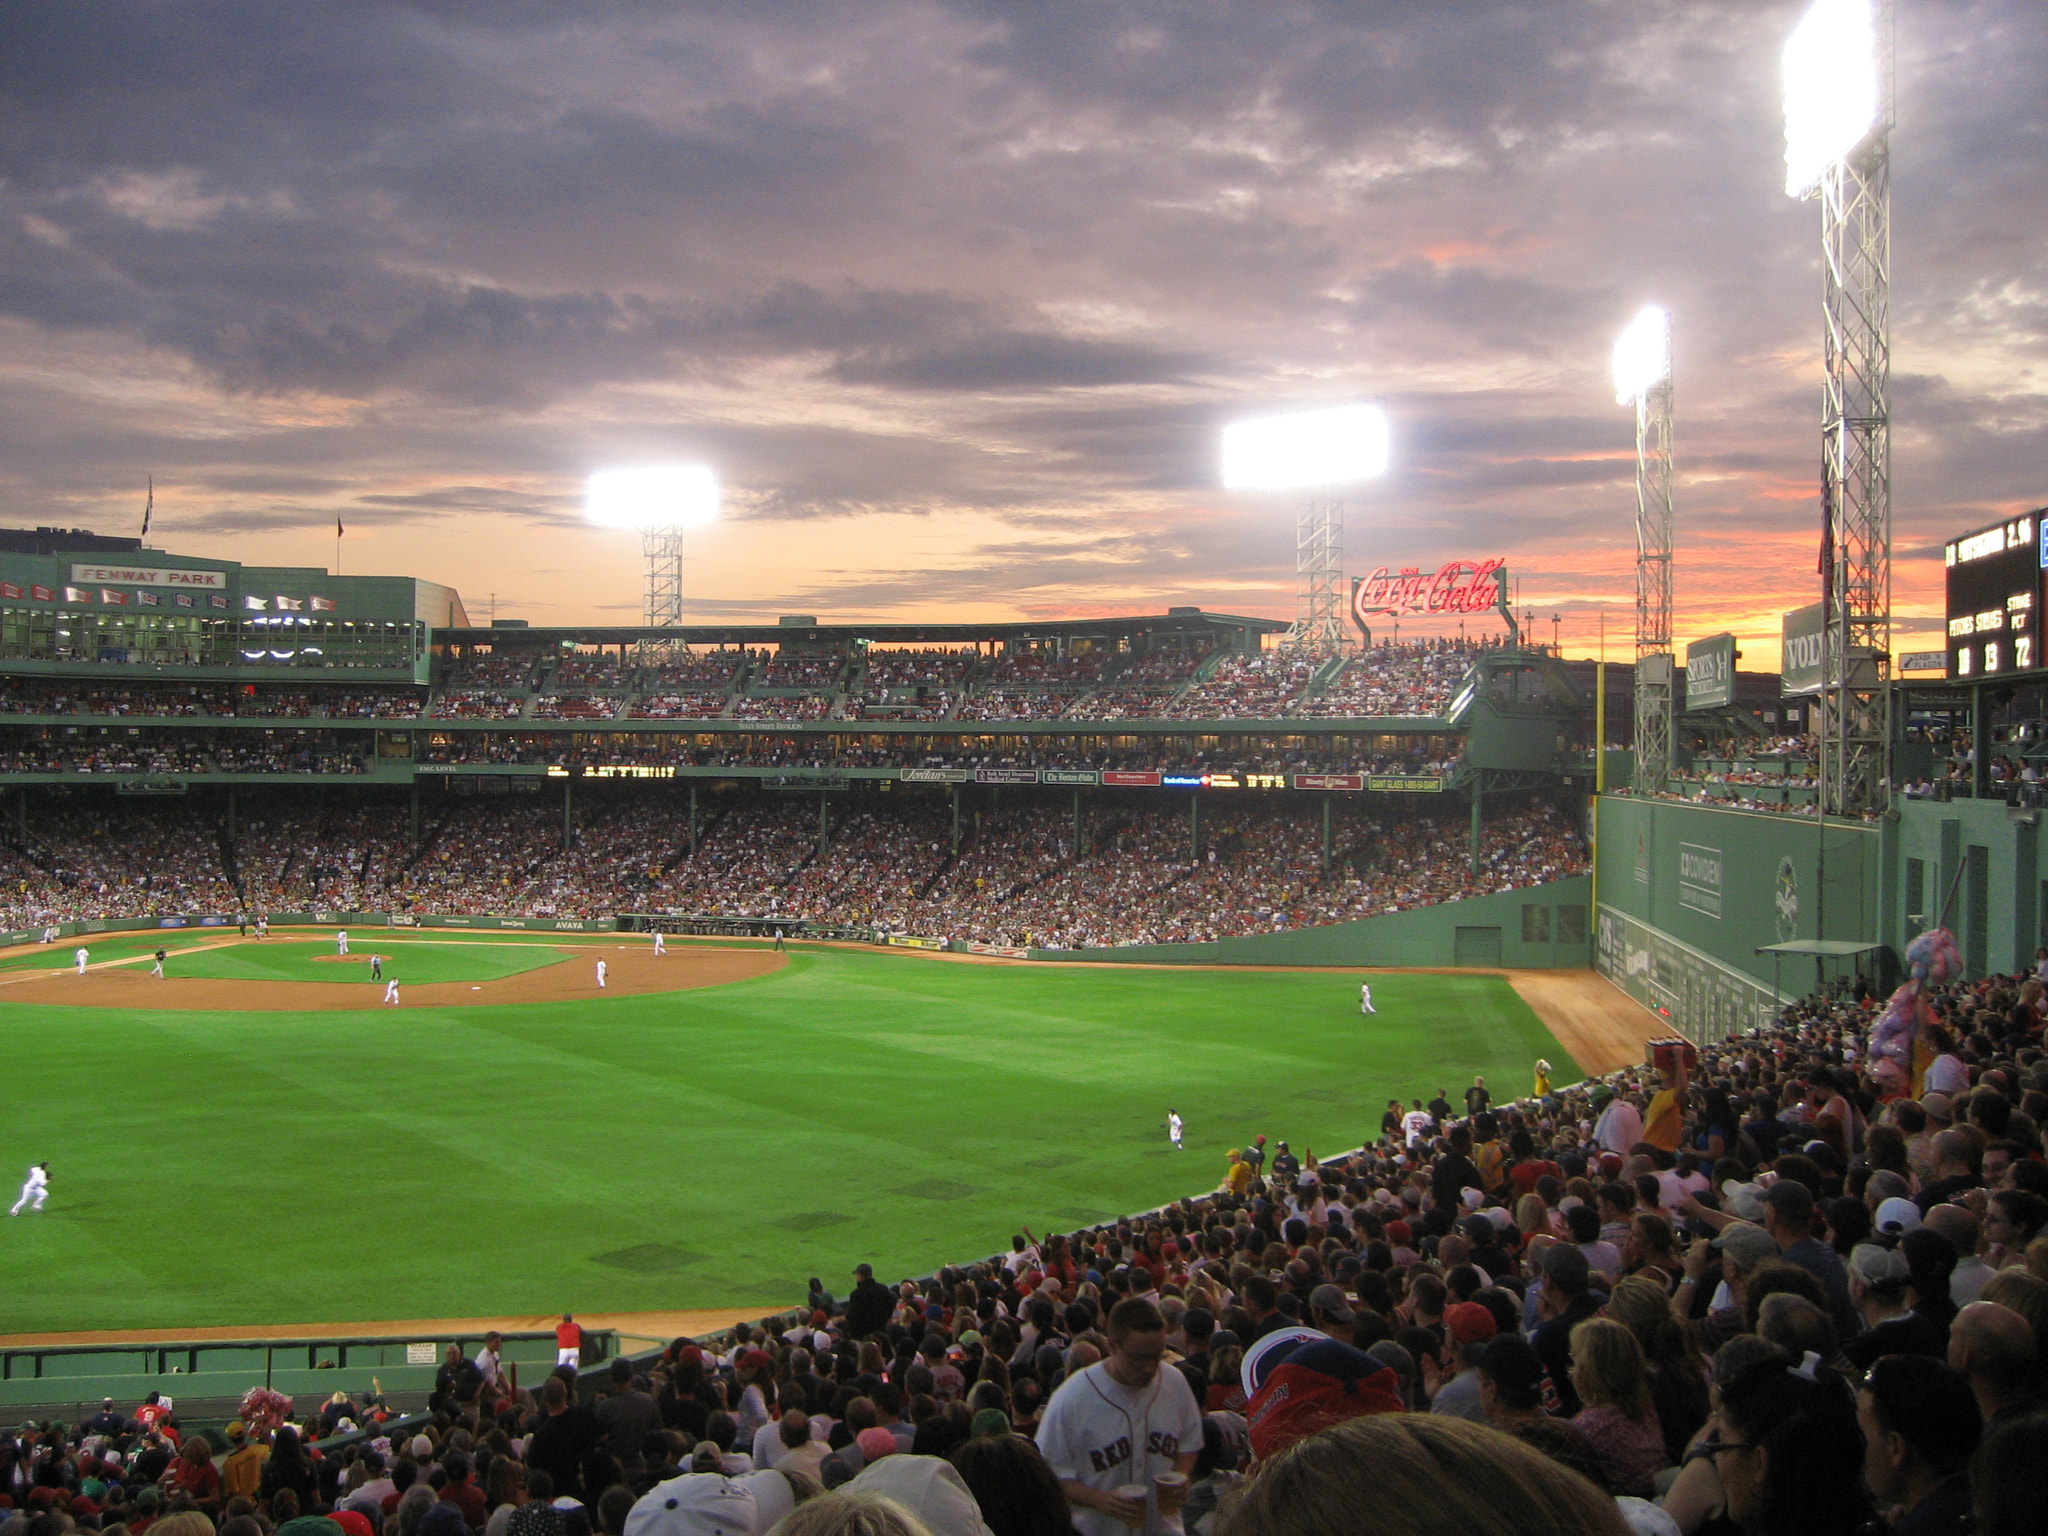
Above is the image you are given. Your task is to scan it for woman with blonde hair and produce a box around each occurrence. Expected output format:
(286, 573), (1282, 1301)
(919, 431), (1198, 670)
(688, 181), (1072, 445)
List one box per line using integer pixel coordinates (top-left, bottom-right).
(1566, 1316), (1669, 1497)
(767, 1492), (931, 1536)
(1606, 1273), (1710, 1462)
(1216, 1414), (1630, 1536)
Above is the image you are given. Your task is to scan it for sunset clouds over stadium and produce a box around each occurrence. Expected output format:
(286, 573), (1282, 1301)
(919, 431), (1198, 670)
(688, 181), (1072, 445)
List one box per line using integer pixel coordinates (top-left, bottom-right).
(2, 1), (2043, 663)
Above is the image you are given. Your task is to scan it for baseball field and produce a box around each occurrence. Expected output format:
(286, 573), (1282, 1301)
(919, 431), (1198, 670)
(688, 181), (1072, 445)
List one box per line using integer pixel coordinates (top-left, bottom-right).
(0, 930), (1602, 1336)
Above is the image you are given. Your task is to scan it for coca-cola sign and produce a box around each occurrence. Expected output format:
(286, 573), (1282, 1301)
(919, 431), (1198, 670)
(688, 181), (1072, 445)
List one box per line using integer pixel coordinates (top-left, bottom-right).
(1351, 559), (1506, 624)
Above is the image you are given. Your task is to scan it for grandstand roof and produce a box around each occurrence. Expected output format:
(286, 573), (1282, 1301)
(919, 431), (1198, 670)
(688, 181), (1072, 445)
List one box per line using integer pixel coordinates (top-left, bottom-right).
(439, 609), (1290, 647)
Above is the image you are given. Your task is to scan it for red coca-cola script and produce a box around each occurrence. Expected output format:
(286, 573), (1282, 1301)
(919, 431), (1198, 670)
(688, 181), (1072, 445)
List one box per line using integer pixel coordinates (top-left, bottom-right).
(1352, 559), (1505, 619)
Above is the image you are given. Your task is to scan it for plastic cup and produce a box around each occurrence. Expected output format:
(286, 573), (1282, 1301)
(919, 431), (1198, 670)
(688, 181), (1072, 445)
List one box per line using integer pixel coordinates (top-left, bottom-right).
(1114, 1483), (1149, 1531)
(1153, 1471), (1188, 1513)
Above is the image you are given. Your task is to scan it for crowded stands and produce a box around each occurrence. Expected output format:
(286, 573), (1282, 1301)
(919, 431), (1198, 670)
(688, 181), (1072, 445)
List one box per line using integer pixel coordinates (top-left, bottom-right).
(0, 791), (1576, 935)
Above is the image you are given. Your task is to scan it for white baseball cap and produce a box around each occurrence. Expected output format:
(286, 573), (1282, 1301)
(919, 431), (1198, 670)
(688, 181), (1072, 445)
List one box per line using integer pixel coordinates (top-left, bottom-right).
(622, 1475), (758, 1536)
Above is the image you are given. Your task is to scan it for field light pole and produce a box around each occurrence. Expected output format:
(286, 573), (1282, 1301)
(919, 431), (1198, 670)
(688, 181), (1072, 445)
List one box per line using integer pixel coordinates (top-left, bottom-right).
(1614, 305), (1675, 793)
(1785, 0), (1893, 817)
(584, 465), (720, 639)
(1221, 405), (1390, 654)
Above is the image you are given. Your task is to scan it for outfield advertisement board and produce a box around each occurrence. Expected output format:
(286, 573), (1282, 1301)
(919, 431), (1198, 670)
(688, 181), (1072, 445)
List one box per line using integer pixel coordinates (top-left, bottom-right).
(1596, 904), (1785, 1043)
(1101, 771), (1161, 787)
(1041, 769), (1100, 785)
(1366, 774), (1444, 793)
(974, 768), (1039, 784)
(1293, 773), (1363, 790)
(899, 768), (971, 783)
(1684, 633), (1737, 711)
(1781, 604), (1827, 695)
(885, 934), (947, 950)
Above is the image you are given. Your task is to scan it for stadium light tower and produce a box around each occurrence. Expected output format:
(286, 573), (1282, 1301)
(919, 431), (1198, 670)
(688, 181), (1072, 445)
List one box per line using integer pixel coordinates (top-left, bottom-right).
(584, 464), (720, 631)
(1221, 403), (1390, 653)
(1785, 0), (1892, 816)
(1614, 304), (1674, 792)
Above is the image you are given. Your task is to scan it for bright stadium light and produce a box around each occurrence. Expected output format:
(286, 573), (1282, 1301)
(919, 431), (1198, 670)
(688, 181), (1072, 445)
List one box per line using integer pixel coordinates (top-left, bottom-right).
(1613, 305), (1672, 405)
(1220, 403), (1389, 491)
(584, 464), (719, 531)
(1782, 0), (1880, 198)
(586, 464), (718, 629)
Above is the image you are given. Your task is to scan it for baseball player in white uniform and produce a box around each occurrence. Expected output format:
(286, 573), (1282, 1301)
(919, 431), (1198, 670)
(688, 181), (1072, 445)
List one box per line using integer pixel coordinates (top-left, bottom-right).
(596, 959), (607, 989)
(1037, 1300), (1200, 1536)
(651, 931), (666, 955)
(1359, 981), (1375, 1015)
(1167, 1111), (1183, 1150)
(336, 930), (349, 956)
(383, 980), (400, 1006)
(10, 1163), (49, 1215)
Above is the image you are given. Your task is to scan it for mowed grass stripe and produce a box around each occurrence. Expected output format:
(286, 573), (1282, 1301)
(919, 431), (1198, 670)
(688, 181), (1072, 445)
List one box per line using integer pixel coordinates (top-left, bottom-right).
(0, 949), (1576, 1332)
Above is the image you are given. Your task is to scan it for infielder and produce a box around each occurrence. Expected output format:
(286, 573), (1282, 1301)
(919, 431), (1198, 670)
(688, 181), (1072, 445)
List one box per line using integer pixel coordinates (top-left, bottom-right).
(150, 948), (167, 979)
(336, 929), (349, 956)
(383, 980), (400, 1006)
(9, 1163), (49, 1215)
(1168, 1110), (1184, 1150)
(256, 915), (268, 938)
(74, 946), (88, 975)
(1359, 981), (1375, 1015)
(595, 959), (608, 989)
(651, 931), (666, 956)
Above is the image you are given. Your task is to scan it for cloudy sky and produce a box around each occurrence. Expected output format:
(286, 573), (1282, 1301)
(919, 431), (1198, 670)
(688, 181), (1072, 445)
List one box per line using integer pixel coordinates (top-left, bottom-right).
(1, 0), (2043, 663)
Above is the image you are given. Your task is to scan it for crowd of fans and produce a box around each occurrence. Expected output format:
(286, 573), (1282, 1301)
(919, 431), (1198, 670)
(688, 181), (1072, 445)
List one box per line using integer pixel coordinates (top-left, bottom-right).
(1301, 640), (1487, 718)
(0, 789), (1575, 935)
(10, 964), (2043, 1536)
(0, 685), (425, 721)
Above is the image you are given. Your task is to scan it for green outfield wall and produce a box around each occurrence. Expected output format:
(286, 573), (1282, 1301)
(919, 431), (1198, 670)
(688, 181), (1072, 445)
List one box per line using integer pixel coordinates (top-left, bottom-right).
(1034, 875), (1592, 968)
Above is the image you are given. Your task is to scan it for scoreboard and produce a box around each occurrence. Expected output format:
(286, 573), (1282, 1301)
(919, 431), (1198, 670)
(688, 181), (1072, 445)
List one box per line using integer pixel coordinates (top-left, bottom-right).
(1946, 512), (2042, 679)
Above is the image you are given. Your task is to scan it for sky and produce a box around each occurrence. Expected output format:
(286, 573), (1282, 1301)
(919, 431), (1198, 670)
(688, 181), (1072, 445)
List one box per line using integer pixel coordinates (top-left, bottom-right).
(1, 1), (2044, 665)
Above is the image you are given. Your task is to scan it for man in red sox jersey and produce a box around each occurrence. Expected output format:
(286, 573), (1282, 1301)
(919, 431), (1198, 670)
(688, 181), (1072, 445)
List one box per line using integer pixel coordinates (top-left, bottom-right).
(1036, 1297), (1201, 1536)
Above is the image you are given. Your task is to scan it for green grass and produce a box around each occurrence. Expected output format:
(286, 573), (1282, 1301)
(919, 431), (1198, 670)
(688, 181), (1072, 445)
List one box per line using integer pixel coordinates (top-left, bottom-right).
(113, 937), (568, 985)
(0, 943), (1575, 1332)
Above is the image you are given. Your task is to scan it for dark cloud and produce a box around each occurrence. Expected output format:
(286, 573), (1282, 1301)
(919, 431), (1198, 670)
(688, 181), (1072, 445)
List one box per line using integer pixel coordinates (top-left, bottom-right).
(0, 0), (2039, 639)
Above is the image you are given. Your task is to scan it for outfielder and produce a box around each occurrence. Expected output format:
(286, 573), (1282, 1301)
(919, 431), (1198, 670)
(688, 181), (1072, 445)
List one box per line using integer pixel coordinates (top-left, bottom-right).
(1359, 981), (1375, 1015)
(9, 1163), (49, 1215)
(1168, 1111), (1184, 1150)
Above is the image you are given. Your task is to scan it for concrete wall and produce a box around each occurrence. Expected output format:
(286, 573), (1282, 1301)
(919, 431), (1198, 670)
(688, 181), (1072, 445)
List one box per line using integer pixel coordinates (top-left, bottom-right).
(1894, 796), (2041, 981)
(1035, 875), (1592, 968)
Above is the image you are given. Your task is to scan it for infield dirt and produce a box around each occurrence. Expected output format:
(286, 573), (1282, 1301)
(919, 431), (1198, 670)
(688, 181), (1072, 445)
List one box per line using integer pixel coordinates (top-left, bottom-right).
(0, 942), (783, 1010)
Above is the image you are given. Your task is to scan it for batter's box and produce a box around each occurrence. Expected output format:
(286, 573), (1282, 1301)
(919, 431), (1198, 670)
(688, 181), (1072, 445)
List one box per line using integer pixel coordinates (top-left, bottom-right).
(591, 1243), (702, 1274)
(894, 1179), (986, 1202)
(771, 1211), (855, 1232)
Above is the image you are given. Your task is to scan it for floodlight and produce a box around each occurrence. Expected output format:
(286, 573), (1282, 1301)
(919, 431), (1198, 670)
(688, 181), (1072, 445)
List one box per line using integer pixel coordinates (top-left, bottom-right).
(1782, 0), (1879, 197)
(584, 464), (719, 531)
(1220, 404), (1389, 491)
(1613, 305), (1671, 405)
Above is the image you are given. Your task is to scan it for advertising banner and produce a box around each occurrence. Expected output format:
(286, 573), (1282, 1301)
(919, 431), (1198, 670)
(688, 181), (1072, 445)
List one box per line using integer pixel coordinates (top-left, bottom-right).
(1351, 559), (1506, 624)
(1684, 633), (1737, 711)
(974, 767), (1039, 784)
(900, 767), (971, 783)
(1781, 604), (1827, 696)
(1293, 773), (1364, 791)
(1101, 771), (1162, 787)
(964, 941), (1031, 959)
(1365, 774), (1444, 793)
(885, 934), (947, 950)
(1041, 769), (1100, 786)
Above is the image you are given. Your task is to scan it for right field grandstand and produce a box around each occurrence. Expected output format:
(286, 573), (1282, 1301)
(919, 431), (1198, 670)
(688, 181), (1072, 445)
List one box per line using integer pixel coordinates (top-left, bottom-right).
(0, 933), (1579, 1333)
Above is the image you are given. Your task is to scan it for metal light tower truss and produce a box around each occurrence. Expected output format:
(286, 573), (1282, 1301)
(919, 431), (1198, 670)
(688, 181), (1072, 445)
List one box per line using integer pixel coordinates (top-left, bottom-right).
(641, 525), (685, 635)
(1284, 492), (1346, 653)
(1632, 375), (1675, 789)
(1816, 30), (1893, 818)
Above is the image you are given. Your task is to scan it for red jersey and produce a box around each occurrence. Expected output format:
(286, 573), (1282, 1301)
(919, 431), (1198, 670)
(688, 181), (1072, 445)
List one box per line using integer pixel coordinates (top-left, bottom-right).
(555, 1319), (581, 1350)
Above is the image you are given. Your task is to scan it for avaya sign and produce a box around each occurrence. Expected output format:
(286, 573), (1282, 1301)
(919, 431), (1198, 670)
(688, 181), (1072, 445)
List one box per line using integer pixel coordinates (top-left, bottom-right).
(1352, 559), (1506, 627)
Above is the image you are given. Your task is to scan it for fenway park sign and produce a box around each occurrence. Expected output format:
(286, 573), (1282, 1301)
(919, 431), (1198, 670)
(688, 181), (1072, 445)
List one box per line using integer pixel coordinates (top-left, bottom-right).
(1352, 559), (1506, 625)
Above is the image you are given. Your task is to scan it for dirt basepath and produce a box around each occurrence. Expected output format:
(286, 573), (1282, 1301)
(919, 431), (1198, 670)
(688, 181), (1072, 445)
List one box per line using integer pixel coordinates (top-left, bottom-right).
(0, 945), (783, 1010)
